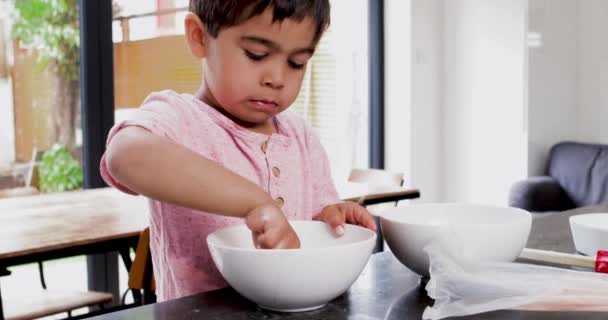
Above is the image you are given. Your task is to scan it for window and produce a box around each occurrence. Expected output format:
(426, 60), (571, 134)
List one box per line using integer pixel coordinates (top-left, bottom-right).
(111, 0), (370, 182)
(292, 0), (370, 182)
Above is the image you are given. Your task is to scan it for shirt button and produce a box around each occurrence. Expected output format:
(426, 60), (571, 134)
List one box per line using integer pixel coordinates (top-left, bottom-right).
(261, 141), (268, 154)
(275, 196), (285, 208)
(272, 167), (281, 177)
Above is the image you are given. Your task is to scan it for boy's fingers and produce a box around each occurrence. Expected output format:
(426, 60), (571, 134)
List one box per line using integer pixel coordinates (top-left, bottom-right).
(245, 206), (271, 234)
(323, 206), (345, 236)
(256, 231), (279, 249)
(354, 205), (378, 231)
(246, 216), (264, 235)
(251, 231), (261, 249)
(275, 232), (301, 249)
(255, 228), (300, 249)
(345, 203), (355, 224)
(363, 214), (378, 231)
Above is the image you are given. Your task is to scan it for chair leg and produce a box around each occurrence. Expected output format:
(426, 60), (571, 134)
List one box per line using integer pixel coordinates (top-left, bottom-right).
(38, 261), (47, 289)
(143, 289), (156, 305)
(119, 247), (142, 304)
(131, 288), (142, 305)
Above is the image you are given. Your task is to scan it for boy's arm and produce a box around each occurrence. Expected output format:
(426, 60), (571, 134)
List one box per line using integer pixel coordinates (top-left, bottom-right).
(105, 126), (272, 217)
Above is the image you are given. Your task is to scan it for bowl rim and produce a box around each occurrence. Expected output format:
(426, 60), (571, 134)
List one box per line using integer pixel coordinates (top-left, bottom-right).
(570, 213), (608, 232)
(378, 202), (531, 227)
(206, 220), (377, 253)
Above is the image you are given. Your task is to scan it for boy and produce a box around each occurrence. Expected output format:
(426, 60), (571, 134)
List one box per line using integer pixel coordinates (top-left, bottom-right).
(102, 0), (376, 300)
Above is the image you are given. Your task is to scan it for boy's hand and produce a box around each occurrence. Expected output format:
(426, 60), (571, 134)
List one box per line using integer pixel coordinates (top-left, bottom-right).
(245, 204), (301, 249)
(313, 202), (377, 236)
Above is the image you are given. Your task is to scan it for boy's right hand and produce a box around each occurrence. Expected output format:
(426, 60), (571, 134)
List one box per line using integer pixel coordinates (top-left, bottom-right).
(245, 204), (301, 249)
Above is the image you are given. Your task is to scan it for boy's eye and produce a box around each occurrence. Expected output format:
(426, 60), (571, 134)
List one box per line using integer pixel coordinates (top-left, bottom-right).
(244, 50), (267, 61)
(288, 60), (306, 70)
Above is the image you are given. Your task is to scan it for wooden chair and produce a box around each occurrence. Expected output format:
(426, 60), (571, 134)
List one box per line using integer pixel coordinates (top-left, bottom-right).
(0, 186), (39, 199)
(128, 228), (156, 305)
(348, 168), (405, 253)
(1, 149), (113, 319)
(2, 220), (113, 319)
(4, 291), (112, 320)
(0, 148), (41, 199)
(348, 168), (404, 188)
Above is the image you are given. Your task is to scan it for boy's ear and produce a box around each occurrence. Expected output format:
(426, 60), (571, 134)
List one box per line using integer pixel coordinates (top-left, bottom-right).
(184, 13), (207, 58)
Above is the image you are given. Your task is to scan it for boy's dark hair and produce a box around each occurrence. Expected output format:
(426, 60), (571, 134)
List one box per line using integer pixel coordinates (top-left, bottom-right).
(189, 0), (330, 43)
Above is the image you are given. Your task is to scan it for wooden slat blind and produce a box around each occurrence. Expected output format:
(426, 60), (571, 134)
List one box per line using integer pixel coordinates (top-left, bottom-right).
(113, 35), (200, 108)
(291, 29), (337, 151)
(11, 41), (52, 162)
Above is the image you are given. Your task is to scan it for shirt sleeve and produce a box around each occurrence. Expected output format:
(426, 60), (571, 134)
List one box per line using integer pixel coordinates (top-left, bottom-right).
(100, 92), (185, 195)
(306, 127), (341, 216)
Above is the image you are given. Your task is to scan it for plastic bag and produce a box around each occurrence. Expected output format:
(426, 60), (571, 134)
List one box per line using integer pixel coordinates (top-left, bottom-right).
(422, 243), (608, 320)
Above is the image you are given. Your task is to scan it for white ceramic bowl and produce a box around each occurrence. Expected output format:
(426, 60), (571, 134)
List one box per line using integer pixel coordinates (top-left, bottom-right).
(570, 213), (608, 256)
(207, 220), (376, 312)
(380, 203), (532, 277)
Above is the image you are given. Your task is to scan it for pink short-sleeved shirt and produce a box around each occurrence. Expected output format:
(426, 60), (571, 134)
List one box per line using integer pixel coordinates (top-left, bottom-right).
(100, 90), (340, 301)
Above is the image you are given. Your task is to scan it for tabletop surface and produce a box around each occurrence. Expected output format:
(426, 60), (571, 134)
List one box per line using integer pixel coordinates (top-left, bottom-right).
(0, 183), (419, 261)
(90, 205), (608, 320)
(526, 204), (608, 252)
(0, 188), (148, 260)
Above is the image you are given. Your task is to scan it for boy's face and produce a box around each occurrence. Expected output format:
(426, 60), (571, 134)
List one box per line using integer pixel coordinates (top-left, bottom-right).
(190, 9), (317, 133)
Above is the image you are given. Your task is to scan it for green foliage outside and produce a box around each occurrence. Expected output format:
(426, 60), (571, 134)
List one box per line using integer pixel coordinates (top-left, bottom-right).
(11, 0), (80, 81)
(39, 144), (83, 192)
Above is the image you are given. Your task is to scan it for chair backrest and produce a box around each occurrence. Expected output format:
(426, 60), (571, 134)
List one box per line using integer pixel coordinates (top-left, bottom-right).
(548, 142), (608, 207)
(0, 148), (44, 199)
(129, 228), (155, 293)
(347, 168), (405, 254)
(25, 147), (44, 188)
(348, 168), (404, 187)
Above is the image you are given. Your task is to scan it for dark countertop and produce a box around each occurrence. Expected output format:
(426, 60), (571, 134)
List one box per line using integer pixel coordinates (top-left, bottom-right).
(92, 206), (608, 320)
(526, 205), (608, 253)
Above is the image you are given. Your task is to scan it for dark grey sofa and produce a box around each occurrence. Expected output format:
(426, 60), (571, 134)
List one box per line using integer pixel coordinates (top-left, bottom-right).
(509, 141), (608, 212)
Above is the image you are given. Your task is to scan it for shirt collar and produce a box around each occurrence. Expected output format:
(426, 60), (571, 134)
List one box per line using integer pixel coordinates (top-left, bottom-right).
(188, 94), (292, 147)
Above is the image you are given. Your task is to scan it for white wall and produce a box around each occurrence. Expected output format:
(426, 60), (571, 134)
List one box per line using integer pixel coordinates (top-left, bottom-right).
(526, 0), (608, 175)
(385, 0), (444, 202)
(578, 0), (608, 144)
(443, 0), (527, 204)
(386, 0), (527, 205)
(385, 0), (607, 205)
(330, 0), (370, 183)
(527, 0), (579, 176)
(409, 0), (443, 202)
(385, 0), (412, 186)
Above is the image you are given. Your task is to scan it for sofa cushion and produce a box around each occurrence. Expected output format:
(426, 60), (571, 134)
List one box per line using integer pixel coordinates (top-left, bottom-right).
(589, 147), (608, 205)
(548, 142), (608, 207)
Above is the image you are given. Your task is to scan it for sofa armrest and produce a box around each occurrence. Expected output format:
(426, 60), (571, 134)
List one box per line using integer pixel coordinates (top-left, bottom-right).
(509, 176), (575, 212)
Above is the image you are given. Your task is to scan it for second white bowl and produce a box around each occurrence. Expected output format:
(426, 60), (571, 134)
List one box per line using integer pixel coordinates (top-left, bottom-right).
(570, 213), (608, 256)
(380, 203), (532, 277)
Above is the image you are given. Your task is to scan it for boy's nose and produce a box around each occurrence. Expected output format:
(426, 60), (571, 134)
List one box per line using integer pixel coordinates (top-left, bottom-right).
(261, 69), (285, 90)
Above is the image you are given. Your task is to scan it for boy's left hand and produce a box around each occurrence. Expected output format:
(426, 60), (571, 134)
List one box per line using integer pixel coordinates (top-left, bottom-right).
(313, 202), (377, 236)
